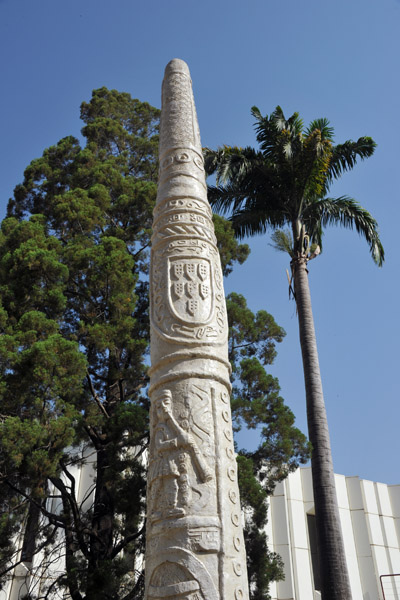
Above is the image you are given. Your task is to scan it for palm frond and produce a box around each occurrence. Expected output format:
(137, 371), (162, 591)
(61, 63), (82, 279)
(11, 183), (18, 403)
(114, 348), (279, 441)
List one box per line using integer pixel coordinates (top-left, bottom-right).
(286, 111), (303, 136)
(250, 106), (263, 122)
(269, 229), (293, 255)
(231, 207), (285, 239)
(207, 184), (249, 215)
(253, 106), (304, 161)
(203, 147), (220, 176)
(327, 137), (376, 183)
(305, 118), (334, 141)
(271, 106), (286, 131)
(304, 196), (384, 266)
(203, 145), (263, 186)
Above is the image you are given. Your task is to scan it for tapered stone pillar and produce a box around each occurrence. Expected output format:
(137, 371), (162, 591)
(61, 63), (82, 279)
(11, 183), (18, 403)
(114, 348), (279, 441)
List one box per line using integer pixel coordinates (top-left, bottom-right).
(145, 59), (249, 600)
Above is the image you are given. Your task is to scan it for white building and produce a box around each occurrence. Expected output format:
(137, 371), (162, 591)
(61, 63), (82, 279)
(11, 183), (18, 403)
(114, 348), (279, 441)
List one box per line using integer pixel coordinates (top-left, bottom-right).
(2, 465), (400, 600)
(267, 467), (400, 600)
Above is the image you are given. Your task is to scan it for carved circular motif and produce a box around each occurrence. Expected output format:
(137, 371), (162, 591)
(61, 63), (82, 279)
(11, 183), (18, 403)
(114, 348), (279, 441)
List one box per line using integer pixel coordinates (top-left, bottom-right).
(233, 535), (241, 551)
(176, 152), (191, 162)
(224, 429), (232, 442)
(162, 156), (174, 168)
(233, 561), (242, 576)
(222, 409), (229, 422)
(229, 489), (237, 504)
(221, 391), (229, 404)
(235, 586), (244, 600)
(226, 447), (234, 460)
(193, 156), (204, 170)
(227, 466), (236, 481)
(231, 512), (240, 527)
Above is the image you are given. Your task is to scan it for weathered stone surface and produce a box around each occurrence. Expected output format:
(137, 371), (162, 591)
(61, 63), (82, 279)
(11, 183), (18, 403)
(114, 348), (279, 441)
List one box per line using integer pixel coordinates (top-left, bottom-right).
(145, 59), (249, 600)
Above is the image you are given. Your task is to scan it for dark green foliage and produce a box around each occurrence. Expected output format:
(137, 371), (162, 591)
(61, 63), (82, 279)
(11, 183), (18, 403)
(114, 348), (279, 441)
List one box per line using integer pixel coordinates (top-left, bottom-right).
(1, 88), (159, 600)
(213, 214), (250, 276)
(0, 92), (309, 600)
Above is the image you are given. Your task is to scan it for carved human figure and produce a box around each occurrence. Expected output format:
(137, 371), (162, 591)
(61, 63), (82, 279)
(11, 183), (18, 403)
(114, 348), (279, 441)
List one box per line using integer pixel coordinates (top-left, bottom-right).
(176, 397), (196, 509)
(148, 390), (184, 522)
(148, 389), (212, 523)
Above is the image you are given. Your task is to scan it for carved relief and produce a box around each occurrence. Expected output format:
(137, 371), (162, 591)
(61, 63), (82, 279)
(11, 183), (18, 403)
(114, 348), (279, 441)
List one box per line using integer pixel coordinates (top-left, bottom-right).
(165, 239), (218, 258)
(235, 586), (245, 600)
(222, 409), (229, 422)
(223, 429), (232, 442)
(220, 390), (229, 404)
(227, 466), (236, 481)
(159, 148), (205, 175)
(152, 222), (217, 247)
(229, 490), (238, 504)
(148, 391), (186, 523)
(160, 69), (201, 151)
(148, 386), (214, 524)
(148, 561), (203, 600)
(156, 212), (212, 231)
(231, 513), (240, 527)
(168, 258), (213, 324)
(151, 248), (227, 343)
(226, 447), (235, 460)
(154, 199), (212, 226)
(189, 527), (220, 552)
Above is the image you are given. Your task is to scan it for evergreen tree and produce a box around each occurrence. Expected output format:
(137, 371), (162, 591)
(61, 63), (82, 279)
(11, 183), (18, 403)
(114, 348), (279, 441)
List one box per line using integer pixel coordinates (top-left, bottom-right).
(0, 90), (309, 600)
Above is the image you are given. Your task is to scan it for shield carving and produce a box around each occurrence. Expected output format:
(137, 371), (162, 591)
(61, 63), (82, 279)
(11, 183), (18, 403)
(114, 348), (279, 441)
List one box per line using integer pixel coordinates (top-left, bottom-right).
(187, 299), (199, 317)
(186, 282), (197, 299)
(198, 263), (208, 281)
(185, 263), (196, 281)
(173, 282), (184, 298)
(168, 257), (213, 324)
(173, 263), (184, 279)
(199, 284), (209, 300)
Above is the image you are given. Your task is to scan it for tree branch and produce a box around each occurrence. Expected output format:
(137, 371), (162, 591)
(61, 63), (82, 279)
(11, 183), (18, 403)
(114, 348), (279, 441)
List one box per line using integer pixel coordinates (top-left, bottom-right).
(86, 372), (110, 418)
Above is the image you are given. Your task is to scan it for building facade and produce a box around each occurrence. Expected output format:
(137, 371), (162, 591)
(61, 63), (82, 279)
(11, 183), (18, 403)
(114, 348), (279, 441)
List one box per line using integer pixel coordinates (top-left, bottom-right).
(267, 467), (400, 600)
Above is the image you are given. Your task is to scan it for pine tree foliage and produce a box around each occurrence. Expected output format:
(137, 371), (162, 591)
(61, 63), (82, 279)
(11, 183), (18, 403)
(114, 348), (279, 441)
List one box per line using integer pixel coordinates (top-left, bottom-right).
(0, 90), (309, 600)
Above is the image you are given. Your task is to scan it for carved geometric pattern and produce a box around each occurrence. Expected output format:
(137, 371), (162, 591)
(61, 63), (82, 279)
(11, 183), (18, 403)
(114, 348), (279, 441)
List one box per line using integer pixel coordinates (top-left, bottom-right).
(233, 535), (241, 552)
(231, 513), (240, 527)
(235, 586), (244, 600)
(229, 490), (238, 504)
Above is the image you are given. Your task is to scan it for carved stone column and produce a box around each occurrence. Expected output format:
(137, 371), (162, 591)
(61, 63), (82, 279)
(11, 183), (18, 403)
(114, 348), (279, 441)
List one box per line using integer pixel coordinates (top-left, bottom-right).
(145, 59), (249, 600)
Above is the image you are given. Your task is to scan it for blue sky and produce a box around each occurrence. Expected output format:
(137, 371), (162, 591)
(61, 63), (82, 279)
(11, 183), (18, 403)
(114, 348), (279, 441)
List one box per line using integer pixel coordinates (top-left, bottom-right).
(1, 0), (399, 484)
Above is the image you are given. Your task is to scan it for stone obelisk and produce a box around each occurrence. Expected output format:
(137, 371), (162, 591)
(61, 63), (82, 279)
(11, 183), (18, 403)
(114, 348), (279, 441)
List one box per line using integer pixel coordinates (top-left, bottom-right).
(146, 59), (249, 600)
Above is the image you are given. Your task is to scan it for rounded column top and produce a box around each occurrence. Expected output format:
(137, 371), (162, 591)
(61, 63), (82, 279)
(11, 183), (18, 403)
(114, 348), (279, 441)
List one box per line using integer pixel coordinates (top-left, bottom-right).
(164, 58), (190, 77)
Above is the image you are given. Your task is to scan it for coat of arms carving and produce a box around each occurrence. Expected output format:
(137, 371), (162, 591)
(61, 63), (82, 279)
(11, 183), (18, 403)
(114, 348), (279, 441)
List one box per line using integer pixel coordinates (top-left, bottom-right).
(168, 258), (213, 324)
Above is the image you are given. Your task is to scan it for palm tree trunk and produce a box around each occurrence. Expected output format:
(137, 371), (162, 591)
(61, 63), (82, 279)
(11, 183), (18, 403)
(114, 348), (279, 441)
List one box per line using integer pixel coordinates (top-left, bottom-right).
(292, 255), (352, 600)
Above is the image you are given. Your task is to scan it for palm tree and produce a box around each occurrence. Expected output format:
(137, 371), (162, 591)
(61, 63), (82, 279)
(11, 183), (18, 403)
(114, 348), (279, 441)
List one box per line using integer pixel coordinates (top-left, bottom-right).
(204, 106), (384, 600)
